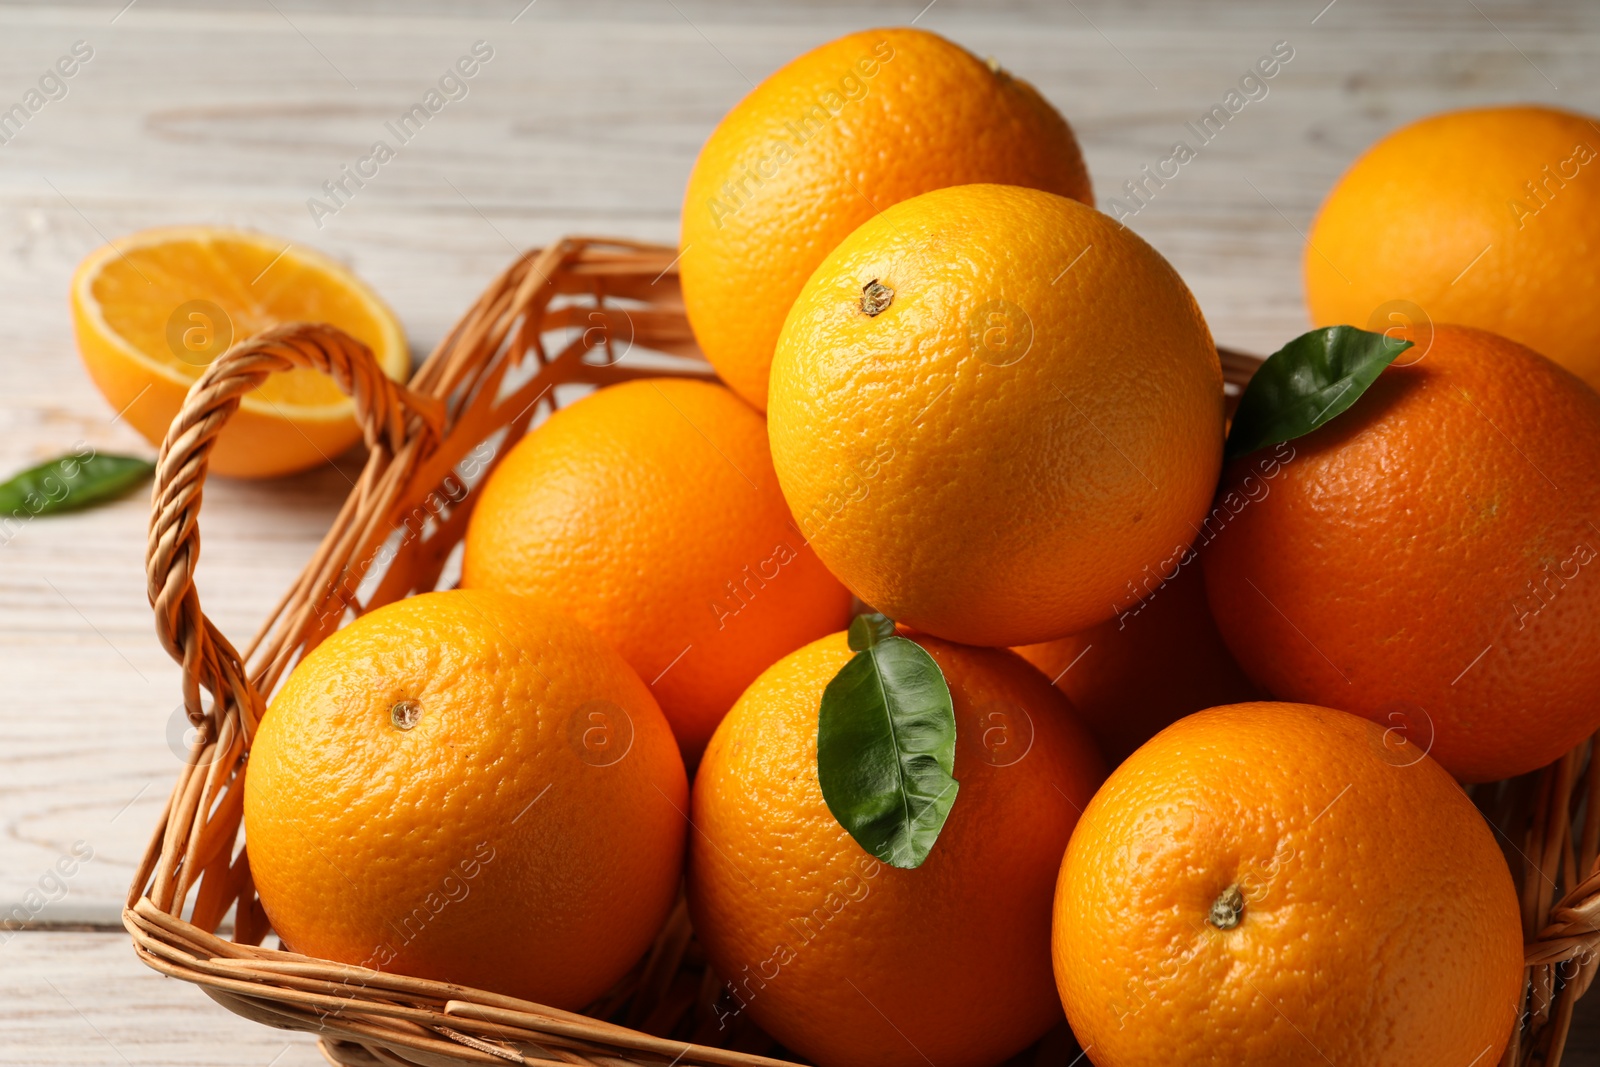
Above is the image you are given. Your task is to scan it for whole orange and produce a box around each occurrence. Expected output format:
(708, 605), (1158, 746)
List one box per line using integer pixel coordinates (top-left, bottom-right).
(1306, 105), (1600, 390)
(243, 589), (688, 1009)
(1014, 558), (1259, 765)
(1054, 702), (1523, 1066)
(680, 27), (1092, 410)
(689, 631), (1105, 1067)
(461, 378), (852, 762)
(768, 184), (1224, 647)
(1204, 325), (1600, 782)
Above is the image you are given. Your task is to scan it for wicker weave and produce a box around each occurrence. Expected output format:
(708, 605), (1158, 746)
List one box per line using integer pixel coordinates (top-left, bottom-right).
(127, 237), (1600, 1067)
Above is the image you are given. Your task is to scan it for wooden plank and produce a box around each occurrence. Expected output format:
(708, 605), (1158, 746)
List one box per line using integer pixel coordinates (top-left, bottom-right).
(0, 931), (325, 1066)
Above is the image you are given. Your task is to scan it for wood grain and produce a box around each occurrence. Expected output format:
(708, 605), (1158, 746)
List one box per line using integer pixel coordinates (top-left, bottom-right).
(0, 931), (325, 1065)
(1, 0), (1598, 1061)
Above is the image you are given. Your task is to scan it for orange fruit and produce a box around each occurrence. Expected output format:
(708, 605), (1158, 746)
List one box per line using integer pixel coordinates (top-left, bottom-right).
(1054, 702), (1524, 1066)
(242, 589), (688, 1009)
(768, 184), (1224, 647)
(689, 631), (1105, 1067)
(680, 27), (1092, 410)
(461, 378), (852, 762)
(1014, 558), (1259, 765)
(1306, 105), (1600, 390)
(1204, 325), (1600, 782)
(71, 226), (408, 478)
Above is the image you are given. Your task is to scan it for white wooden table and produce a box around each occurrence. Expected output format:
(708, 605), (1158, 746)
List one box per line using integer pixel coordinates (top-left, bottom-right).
(2, 1), (1597, 1062)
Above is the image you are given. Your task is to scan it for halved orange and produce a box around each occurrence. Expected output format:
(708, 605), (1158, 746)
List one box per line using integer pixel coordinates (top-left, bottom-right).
(71, 226), (409, 479)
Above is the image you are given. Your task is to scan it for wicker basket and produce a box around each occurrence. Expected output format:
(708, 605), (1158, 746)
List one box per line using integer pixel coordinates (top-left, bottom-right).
(128, 237), (1600, 1067)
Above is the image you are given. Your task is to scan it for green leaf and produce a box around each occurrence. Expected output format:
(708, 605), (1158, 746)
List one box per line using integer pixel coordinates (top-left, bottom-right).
(1225, 325), (1412, 460)
(847, 611), (896, 650)
(818, 622), (958, 870)
(0, 451), (154, 517)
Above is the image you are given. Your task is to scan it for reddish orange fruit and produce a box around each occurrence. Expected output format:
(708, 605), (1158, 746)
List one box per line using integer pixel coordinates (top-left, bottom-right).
(680, 27), (1093, 410)
(1014, 558), (1259, 764)
(1306, 105), (1600, 391)
(461, 378), (852, 761)
(244, 590), (688, 1009)
(768, 184), (1224, 647)
(690, 632), (1105, 1067)
(1205, 325), (1600, 781)
(1054, 702), (1524, 1066)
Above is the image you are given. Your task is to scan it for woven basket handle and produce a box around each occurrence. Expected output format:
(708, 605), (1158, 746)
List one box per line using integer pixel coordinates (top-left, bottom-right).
(146, 323), (443, 749)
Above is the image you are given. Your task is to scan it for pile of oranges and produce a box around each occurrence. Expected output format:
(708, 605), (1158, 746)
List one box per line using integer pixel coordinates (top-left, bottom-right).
(76, 25), (1600, 1067)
